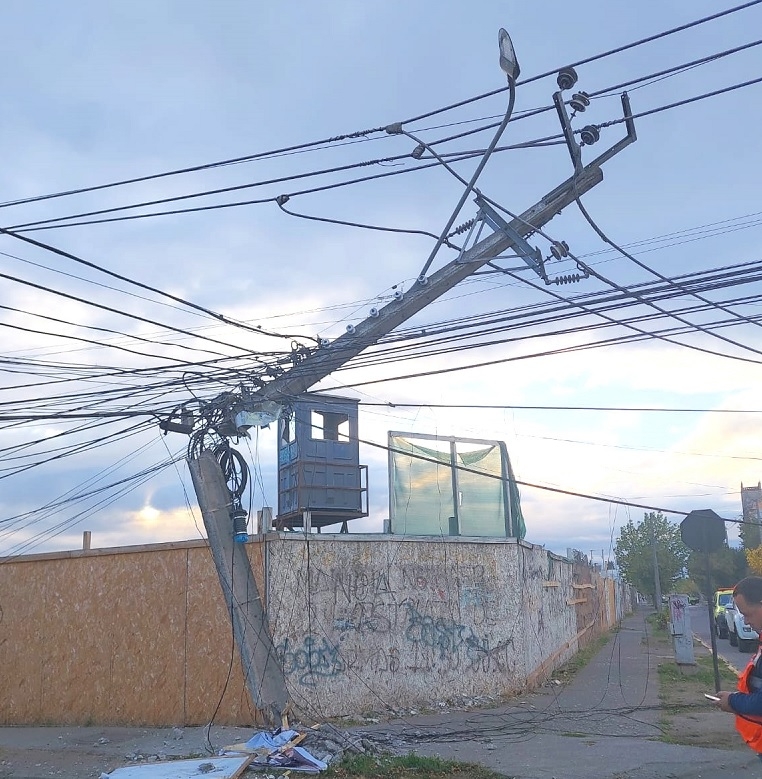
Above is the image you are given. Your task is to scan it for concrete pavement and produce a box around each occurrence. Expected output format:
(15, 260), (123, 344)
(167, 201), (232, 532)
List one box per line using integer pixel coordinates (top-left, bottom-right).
(353, 607), (760, 778)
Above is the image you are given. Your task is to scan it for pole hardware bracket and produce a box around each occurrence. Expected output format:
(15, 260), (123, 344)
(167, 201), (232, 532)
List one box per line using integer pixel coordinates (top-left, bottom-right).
(555, 81), (637, 175)
(465, 195), (547, 281)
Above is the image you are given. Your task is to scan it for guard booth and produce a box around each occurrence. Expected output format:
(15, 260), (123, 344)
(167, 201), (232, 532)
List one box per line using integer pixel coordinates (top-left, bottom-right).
(276, 392), (368, 531)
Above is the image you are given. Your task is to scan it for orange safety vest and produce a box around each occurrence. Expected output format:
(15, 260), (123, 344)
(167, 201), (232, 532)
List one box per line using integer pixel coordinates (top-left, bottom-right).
(736, 648), (762, 753)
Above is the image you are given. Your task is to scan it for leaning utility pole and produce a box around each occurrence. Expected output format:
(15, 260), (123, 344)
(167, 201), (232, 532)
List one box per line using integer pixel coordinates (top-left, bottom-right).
(189, 451), (288, 725)
(165, 35), (637, 724)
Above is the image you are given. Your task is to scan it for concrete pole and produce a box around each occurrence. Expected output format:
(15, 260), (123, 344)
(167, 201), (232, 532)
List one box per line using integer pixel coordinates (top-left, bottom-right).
(189, 450), (289, 725)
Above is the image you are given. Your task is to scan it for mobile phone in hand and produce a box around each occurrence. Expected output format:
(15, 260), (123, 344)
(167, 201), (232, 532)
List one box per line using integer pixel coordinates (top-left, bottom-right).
(704, 693), (721, 701)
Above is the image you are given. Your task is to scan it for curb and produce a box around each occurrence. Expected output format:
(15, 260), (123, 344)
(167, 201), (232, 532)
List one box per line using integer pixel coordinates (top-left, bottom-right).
(693, 632), (743, 676)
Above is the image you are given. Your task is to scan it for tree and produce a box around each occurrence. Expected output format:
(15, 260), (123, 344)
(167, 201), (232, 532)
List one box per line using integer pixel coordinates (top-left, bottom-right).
(747, 546), (762, 575)
(614, 512), (690, 599)
(687, 545), (748, 595)
(739, 514), (761, 551)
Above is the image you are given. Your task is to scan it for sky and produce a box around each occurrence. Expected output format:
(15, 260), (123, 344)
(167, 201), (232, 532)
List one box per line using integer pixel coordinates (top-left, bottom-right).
(1, 0), (762, 562)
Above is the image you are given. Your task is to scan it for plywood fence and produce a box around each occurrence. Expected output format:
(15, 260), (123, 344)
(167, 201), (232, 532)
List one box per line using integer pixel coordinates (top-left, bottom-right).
(0, 540), (267, 727)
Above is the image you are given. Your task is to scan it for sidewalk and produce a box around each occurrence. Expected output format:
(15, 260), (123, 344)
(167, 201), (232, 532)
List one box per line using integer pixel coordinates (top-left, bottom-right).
(353, 607), (759, 778)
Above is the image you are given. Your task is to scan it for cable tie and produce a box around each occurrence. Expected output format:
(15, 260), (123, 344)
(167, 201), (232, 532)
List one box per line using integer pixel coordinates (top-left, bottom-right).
(276, 194), (290, 206)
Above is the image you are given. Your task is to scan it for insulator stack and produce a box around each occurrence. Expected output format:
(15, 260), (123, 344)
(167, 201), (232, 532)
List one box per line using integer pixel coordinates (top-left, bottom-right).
(551, 273), (582, 285)
(449, 218), (475, 237)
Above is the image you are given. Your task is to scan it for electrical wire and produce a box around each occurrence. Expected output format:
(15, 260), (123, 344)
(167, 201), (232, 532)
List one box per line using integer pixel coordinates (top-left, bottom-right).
(2, 0), (757, 224)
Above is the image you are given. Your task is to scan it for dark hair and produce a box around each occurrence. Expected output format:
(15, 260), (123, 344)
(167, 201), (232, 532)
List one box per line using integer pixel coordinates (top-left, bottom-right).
(733, 576), (762, 604)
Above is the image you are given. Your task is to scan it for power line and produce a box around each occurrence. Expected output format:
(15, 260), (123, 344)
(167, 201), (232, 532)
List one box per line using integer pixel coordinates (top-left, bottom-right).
(0, 227), (316, 345)
(403, 0), (762, 122)
(16, 69), (759, 236)
(4, 1), (757, 221)
(359, 402), (762, 413)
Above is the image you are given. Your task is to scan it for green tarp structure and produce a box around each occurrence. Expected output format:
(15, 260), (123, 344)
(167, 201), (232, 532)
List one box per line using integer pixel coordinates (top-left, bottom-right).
(389, 433), (526, 539)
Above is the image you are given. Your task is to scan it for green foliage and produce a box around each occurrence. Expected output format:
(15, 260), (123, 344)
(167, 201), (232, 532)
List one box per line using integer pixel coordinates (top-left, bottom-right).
(648, 610), (670, 633)
(686, 544), (748, 594)
(740, 515), (762, 550)
(672, 577), (699, 596)
(615, 512), (689, 598)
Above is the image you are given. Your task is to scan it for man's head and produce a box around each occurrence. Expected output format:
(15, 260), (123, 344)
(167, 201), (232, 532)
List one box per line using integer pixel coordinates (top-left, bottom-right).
(733, 576), (762, 633)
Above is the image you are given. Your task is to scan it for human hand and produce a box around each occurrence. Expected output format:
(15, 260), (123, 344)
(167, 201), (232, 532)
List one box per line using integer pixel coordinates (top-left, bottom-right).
(716, 691), (735, 712)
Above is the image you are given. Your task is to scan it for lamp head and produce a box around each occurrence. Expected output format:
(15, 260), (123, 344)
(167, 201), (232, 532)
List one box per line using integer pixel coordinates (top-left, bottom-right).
(498, 28), (520, 83)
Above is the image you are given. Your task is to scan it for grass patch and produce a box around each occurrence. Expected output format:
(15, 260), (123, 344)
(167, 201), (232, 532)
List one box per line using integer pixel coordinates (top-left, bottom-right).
(327, 753), (507, 779)
(655, 644), (743, 749)
(646, 610), (669, 634)
(658, 652), (738, 690)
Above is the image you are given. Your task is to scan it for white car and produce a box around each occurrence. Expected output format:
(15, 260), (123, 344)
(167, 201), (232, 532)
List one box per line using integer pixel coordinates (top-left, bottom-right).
(724, 599), (760, 653)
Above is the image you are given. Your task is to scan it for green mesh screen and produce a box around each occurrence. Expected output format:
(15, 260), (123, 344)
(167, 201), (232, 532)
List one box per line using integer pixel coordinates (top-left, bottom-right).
(389, 434), (526, 538)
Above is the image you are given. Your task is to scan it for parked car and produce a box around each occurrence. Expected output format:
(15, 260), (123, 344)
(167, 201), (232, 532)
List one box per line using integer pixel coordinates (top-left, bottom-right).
(713, 588), (734, 639)
(724, 599), (760, 652)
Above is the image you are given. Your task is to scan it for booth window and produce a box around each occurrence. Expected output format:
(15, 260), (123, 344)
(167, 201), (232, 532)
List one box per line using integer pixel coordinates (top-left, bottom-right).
(310, 410), (349, 441)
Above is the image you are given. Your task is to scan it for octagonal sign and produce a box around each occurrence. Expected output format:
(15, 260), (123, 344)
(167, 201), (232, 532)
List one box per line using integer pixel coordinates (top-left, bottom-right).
(680, 509), (727, 553)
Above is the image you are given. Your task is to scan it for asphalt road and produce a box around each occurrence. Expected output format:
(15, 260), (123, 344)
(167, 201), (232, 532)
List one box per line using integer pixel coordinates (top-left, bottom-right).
(688, 603), (751, 673)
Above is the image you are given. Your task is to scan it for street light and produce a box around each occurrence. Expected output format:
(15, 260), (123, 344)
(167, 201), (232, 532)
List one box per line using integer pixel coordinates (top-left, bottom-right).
(498, 28), (520, 83)
(414, 28), (521, 283)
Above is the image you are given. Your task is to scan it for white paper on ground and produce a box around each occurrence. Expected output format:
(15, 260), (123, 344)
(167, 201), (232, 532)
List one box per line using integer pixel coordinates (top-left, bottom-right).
(105, 755), (253, 779)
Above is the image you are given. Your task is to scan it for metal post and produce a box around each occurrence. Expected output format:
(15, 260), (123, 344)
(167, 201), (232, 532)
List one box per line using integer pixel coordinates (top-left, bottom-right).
(705, 551), (722, 693)
(304, 509), (312, 535)
(499, 442), (513, 537)
(449, 440), (460, 536)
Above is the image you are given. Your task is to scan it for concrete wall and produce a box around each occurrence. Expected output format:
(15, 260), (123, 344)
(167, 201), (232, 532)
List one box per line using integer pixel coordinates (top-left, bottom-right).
(0, 534), (630, 726)
(267, 534), (627, 717)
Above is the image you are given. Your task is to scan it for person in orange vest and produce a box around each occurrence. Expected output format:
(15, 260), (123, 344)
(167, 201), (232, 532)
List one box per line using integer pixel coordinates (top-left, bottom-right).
(716, 576), (762, 760)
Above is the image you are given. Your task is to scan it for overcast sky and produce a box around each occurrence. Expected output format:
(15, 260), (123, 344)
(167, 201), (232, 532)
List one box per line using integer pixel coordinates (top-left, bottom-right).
(1, 0), (761, 561)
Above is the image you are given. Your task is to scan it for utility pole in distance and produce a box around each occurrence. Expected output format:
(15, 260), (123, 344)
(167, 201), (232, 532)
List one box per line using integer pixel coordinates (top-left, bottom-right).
(161, 36), (638, 723)
(651, 519), (663, 610)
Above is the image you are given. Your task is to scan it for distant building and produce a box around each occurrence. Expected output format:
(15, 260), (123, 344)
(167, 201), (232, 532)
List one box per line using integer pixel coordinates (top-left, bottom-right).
(741, 482), (762, 547)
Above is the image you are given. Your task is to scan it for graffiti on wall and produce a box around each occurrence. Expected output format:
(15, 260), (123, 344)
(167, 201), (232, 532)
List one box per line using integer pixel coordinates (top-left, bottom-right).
(275, 557), (517, 687)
